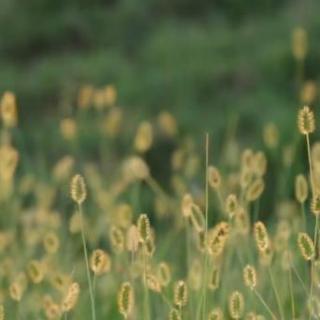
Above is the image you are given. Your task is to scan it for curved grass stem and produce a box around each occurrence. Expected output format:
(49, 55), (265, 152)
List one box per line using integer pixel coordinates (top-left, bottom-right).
(78, 203), (96, 320)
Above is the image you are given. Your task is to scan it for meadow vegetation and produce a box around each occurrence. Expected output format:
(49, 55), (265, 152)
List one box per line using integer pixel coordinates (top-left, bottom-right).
(0, 11), (320, 320)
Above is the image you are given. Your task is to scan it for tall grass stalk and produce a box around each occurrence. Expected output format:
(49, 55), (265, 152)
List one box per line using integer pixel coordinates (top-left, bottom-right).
(78, 203), (96, 320)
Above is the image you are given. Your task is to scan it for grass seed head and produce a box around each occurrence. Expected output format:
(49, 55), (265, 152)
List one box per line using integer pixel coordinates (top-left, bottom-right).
(70, 174), (87, 204)
(90, 249), (111, 275)
(137, 214), (151, 243)
(229, 291), (244, 320)
(295, 174), (308, 203)
(117, 282), (134, 319)
(254, 221), (269, 252)
(174, 280), (188, 308)
(243, 265), (257, 290)
(208, 307), (223, 320)
(298, 232), (315, 261)
(298, 105), (315, 135)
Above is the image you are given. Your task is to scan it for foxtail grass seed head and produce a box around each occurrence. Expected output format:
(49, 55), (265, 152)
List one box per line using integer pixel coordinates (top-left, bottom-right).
(246, 312), (257, 320)
(254, 222), (269, 252)
(295, 174), (308, 203)
(9, 282), (23, 301)
(259, 245), (274, 267)
(242, 149), (254, 170)
(208, 222), (230, 256)
(181, 193), (193, 217)
(292, 27), (307, 61)
(146, 274), (162, 292)
(110, 226), (125, 253)
(208, 308), (223, 320)
(1, 91), (18, 128)
(126, 225), (140, 252)
(70, 174), (87, 204)
(61, 282), (80, 312)
(43, 231), (60, 254)
(253, 152), (267, 177)
(174, 280), (188, 308)
(234, 207), (250, 235)
(246, 178), (265, 202)
(301, 81), (317, 105)
(90, 249), (111, 275)
(208, 166), (221, 189)
(298, 232), (315, 260)
(208, 266), (220, 291)
(229, 291), (244, 320)
(157, 111), (177, 137)
(298, 106), (315, 135)
(27, 260), (45, 284)
(243, 265), (257, 290)
(122, 156), (150, 181)
(311, 193), (320, 216)
(137, 214), (151, 243)
(189, 203), (205, 232)
(169, 308), (181, 320)
(157, 262), (171, 287)
(134, 121), (153, 153)
(118, 282), (134, 319)
(225, 194), (238, 218)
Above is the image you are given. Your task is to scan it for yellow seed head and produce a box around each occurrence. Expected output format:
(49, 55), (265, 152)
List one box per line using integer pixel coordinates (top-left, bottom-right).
(301, 81), (317, 105)
(208, 266), (220, 291)
(157, 262), (171, 287)
(243, 265), (257, 290)
(137, 214), (151, 243)
(208, 308), (223, 320)
(61, 282), (80, 312)
(298, 106), (315, 135)
(181, 193), (194, 217)
(27, 260), (45, 284)
(90, 249), (111, 275)
(229, 291), (244, 320)
(126, 225), (140, 253)
(9, 282), (23, 301)
(169, 308), (181, 320)
(43, 231), (60, 254)
(118, 282), (134, 319)
(122, 156), (150, 181)
(134, 121), (153, 153)
(225, 194), (238, 217)
(60, 118), (77, 140)
(208, 222), (230, 256)
(77, 84), (94, 109)
(298, 232), (315, 261)
(1, 91), (18, 128)
(311, 193), (320, 216)
(253, 152), (267, 177)
(292, 27), (307, 61)
(110, 226), (125, 253)
(254, 221), (269, 252)
(70, 174), (87, 204)
(146, 274), (162, 292)
(158, 111), (177, 137)
(295, 174), (308, 203)
(174, 280), (188, 308)
(246, 178), (265, 202)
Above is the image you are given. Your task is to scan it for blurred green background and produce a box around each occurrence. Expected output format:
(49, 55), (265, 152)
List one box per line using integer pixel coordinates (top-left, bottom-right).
(0, 0), (319, 137)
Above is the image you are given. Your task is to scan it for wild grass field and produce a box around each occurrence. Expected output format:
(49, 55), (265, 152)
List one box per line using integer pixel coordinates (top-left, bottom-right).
(1, 1), (320, 319)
